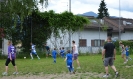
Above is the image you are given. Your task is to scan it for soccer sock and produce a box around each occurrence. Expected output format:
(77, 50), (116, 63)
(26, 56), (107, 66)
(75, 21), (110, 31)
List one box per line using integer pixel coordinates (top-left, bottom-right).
(30, 54), (33, 59)
(37, 55), (40, 59)
(129, 57), (132, 60)
(70, 67), (74, 72)
(53, 58), (56, 63)
(67, 67), (71, 72)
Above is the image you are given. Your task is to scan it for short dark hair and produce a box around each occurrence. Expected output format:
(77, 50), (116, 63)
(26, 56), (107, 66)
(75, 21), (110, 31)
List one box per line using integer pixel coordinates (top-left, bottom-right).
(107, 36), (112, 40)
(54, 48), (56, 50)
(62, 47), (64, 49)
(67, 50), (70, 53)
(72, 40), (75, 43)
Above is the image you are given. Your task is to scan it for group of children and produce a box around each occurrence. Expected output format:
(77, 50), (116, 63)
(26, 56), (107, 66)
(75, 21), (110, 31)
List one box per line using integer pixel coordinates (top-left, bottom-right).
(119, 41), (132, 64)
(51, 47), (75, 73)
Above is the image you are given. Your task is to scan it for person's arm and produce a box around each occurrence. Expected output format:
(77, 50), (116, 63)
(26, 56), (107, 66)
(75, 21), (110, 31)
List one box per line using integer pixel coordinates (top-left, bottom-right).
(64, 57), (67, 61)
(73, 45), (75, 52)
(122, 45), (125, 52)
(114, 49), (116, 60)
(102, 49), (105, 59)
(102, 44), (106, 59)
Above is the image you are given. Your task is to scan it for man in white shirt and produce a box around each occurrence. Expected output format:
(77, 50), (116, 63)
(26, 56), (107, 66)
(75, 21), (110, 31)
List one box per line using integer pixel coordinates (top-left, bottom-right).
(72, 40), (81, 69)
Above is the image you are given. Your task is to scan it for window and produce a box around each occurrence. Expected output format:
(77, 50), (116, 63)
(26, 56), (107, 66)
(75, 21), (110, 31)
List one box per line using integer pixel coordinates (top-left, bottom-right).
(107, 29), (112, 37)
(79, 39), (87, 47)
(91, 39), (105, 47)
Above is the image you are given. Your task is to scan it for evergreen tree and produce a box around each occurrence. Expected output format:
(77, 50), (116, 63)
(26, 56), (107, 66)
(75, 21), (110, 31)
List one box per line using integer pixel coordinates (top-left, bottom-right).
(97, 0), (109, 19)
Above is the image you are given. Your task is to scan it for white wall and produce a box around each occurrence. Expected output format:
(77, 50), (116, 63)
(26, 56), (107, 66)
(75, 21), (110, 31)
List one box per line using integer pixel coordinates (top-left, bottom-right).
(47, 29), (107, 53)
(121, 31), (133, 40)
(71, 29), (107, 47)
(112, 31), (133, 40)
(2, 39), (8, 55)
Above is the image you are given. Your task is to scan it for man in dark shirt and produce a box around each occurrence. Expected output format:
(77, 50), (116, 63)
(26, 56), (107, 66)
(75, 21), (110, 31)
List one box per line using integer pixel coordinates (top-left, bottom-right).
(44, 44), (50, 58)
(102, 36), (118, 78)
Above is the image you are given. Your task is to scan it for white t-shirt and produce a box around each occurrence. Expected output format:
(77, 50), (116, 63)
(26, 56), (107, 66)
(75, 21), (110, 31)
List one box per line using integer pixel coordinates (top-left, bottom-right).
(32, 45), (36, 52)
(73, 44), (78, 54)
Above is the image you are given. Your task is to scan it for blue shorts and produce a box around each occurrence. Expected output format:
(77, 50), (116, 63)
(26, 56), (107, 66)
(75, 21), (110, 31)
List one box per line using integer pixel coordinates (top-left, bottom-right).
(67, 61), (72, 67)
(53, 56), (56, 59)
(31, 52), (37, 55)
(126, 52), (129, 56)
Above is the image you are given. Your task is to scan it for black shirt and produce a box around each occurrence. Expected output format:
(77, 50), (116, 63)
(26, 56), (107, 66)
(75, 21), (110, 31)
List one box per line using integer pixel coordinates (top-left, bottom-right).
(104, 42), (115, 58)
(45, 46), (50, 51)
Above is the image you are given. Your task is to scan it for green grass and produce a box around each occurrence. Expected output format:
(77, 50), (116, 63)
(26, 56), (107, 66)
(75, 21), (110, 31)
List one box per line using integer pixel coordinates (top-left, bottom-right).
(0, 55), (133, 79)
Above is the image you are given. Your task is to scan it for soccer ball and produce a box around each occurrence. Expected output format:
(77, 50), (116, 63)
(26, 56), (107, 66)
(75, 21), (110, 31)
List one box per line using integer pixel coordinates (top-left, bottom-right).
(24, 57), (26, 59)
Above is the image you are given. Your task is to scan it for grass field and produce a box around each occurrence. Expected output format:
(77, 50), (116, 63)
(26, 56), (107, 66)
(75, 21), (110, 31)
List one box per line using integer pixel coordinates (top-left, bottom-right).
(0, 55), (133, 79)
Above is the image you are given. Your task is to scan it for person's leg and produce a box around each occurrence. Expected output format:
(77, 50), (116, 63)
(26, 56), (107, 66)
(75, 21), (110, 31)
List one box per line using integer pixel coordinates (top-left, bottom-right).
(126, 56), (128, 61)
(122, 54), (126, 63)
(103, 58), (109, 77)
(36, 54), (40, 59)
(5, 58), (10, 72)
(109, 57), (119, 77)
(3, 58), (10, 75)
(34, 52), (40, 59)
(70, 62), (74, 73)
(129, 56), (132, 60)
(53, 57), (56, 63)
(105, 66), (109, 74)
(11, 59), (18, 74)
(75, 54), (80, 69)
(46, 51), (48, 58)
(30, 53), (33, 59)
(67, 62), (71, 72)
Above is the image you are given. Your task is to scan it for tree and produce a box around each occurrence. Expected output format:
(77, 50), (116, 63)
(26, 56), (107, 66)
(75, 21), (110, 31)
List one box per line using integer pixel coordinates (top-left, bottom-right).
(7, 10), (89, 52)
(0, 0), (48, 39)
(97, 0), (109, 19)
(49, 11), (89, 48)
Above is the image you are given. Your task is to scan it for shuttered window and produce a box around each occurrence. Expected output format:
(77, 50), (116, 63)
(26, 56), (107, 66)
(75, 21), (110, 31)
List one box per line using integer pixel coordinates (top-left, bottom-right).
(79, 39), (87, 47)
(91, 39), (105, 47)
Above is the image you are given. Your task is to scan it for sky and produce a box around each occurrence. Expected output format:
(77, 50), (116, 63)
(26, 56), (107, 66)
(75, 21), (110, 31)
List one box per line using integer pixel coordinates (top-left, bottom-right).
(39, 0), (133, 19)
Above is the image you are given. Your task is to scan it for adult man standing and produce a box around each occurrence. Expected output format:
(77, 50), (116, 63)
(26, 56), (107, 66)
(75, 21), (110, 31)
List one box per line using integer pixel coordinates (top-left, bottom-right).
(102, 37), (118, 78)
(72, 40), (81, 69)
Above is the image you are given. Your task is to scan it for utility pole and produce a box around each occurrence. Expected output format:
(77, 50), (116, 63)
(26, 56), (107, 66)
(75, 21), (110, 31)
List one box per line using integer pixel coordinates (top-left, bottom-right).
(69, 0), (71, 49)
(119, 0), (121, 40)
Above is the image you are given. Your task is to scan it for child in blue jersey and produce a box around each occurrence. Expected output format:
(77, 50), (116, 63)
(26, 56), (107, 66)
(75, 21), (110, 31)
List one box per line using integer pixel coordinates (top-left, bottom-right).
(52, 48), (57, 63)
(64, 50), (74, 74)
(30, 43), (40, 60)
(61, 47), (65, 58)
(125, 45), (132, 61)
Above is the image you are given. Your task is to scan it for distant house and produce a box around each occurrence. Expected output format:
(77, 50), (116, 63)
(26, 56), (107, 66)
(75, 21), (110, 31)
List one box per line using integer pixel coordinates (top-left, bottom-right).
(47, 16), (133, 53)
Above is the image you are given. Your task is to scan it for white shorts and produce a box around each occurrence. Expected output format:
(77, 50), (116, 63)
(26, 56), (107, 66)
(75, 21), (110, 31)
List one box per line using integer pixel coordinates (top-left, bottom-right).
(122, 51), (126, 54)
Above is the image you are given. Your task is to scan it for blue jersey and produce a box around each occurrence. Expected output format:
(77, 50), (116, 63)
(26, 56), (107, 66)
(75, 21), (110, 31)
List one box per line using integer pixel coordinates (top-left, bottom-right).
(125, 47), (129, 56)
(61, 49), (65, 53)
(52, 50), (57, 57)
(66, 53), (73, 62)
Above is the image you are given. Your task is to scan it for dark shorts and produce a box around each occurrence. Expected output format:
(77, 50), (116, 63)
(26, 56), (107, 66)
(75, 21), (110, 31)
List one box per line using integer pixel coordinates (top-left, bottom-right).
(5, 58), (16, 66)
(73, 54), (78, 60)
(104, 57), (114, 67)
(31, 52), (37, 55)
